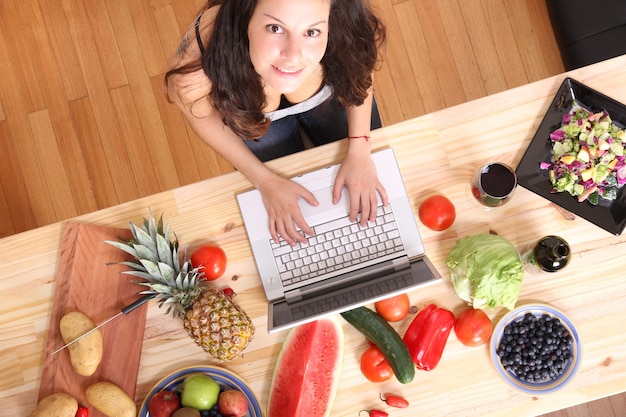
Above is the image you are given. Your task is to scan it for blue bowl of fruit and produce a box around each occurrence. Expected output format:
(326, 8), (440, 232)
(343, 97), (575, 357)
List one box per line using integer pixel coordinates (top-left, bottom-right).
(139, 365), (262, 417)
(490, 303), (582, 395)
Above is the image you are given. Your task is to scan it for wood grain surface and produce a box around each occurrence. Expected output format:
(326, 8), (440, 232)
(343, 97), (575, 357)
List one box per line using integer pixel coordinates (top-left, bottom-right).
(38, 222), (148, 417)
(3, 48), (626, 417)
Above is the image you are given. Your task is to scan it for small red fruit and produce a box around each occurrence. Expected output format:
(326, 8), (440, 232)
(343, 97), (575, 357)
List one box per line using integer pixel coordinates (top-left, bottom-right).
(374, 293), (410, 322)
(222, 287), (236, 299)
(75, 406), (88, 417)
(454, 307), (493, 347)
(360, 345), (393, 383)
(380, 393), (409, 408)
(217, 389), (248, 417)
(190, 244), (227, 281)
(148, 390), (181, 417)
(359, 410), (388, 417)
(418, 195), (456, 231)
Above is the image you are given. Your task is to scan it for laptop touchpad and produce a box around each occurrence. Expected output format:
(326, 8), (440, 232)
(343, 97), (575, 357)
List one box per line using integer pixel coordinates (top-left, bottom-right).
(298, 187), (350, 223)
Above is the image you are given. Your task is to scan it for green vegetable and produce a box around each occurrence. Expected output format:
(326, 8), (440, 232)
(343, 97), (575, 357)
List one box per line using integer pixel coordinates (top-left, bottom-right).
(445, 234), (524, 310)
(341, 307), (415, 384)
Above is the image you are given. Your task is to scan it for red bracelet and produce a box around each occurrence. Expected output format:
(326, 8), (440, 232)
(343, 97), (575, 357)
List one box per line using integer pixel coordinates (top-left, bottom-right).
(348, 135), (370, 141)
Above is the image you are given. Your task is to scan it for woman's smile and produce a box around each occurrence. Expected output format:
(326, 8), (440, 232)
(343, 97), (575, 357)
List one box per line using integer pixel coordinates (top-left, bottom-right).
(273, 66), (304, 76)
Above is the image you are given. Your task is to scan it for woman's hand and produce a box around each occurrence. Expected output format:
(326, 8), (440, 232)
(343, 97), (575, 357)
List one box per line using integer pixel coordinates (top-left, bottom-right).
(258, 175), (319, 246)
(332, 151), (388, 225)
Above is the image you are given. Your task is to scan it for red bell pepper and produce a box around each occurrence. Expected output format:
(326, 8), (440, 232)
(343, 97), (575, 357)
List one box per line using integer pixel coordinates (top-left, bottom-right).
(403, 303), (455, 371)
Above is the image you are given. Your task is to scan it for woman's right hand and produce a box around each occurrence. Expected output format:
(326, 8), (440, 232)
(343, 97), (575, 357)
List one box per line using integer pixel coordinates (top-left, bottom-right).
(258, 176), (319, 246)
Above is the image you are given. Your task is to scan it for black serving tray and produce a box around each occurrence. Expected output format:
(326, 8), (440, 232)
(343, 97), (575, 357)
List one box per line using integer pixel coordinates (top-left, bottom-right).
(516, 77), (626, 235)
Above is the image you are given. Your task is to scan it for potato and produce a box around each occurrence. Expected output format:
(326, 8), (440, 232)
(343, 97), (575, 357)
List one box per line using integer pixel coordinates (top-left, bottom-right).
(59, 311), (103, 376)
(28, 392), (78, 417)
(86, 381), (136, 417)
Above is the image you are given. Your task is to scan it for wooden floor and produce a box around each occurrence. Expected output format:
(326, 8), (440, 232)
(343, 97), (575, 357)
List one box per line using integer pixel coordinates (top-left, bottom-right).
(0, 0), (568, 237)
(0, 0), (623, 415)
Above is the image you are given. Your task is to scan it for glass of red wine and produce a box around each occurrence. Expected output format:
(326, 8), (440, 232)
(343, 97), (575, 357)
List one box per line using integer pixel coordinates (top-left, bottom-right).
(470, 162), (517, 208)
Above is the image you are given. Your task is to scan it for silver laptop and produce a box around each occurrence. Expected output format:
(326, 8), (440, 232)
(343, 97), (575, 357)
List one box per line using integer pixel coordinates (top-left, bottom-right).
(237, 147), (441, 332)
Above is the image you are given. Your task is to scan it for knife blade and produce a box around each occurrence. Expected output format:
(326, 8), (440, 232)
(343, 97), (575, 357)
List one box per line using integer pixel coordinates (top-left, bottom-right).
(51, 294), (155, 356)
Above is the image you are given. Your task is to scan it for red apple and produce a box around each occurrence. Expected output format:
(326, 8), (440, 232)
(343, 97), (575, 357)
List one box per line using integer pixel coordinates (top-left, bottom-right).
(148, 390), (181, 417)
(217, 390), (248, 417)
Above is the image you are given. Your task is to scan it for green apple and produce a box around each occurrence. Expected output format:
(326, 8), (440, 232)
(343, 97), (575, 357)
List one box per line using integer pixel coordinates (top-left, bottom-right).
(181, 374), (220, 410)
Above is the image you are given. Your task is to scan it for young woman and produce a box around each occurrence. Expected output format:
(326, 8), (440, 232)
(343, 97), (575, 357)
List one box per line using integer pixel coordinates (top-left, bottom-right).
(166, 0), (387, 245)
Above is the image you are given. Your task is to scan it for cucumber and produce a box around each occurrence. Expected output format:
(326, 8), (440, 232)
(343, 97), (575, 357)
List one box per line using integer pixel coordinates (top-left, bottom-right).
(341, 306), (415, 384)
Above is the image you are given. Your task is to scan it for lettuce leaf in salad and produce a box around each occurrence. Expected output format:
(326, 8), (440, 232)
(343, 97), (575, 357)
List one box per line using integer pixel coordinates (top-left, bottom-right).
(540, 102), (626, 204)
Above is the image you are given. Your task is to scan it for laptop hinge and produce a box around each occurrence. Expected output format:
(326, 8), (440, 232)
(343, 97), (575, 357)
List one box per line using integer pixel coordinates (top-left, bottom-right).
(284, 256), (410, 303)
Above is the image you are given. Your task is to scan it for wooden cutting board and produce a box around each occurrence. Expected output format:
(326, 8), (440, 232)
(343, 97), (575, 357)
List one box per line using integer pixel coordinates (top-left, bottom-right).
(39, 221), (149, 416)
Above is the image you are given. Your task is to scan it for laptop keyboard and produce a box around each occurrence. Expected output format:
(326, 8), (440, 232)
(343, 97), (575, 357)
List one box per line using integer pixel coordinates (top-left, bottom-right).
(270, 204), (405, 287)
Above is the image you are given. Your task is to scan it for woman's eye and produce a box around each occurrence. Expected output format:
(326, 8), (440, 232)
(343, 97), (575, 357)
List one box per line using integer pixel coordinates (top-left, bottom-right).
(306, 29), (321, 37)
(267, 24), (283, 34)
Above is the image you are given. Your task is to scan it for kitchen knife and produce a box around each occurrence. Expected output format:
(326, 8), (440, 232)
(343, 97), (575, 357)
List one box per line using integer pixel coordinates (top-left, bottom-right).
(50, 294), (155, 356)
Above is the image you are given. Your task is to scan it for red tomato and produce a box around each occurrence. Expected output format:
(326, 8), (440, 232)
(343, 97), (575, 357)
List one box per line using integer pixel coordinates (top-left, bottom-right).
(418, 195), (456, 231)
(360, 345), (394, 382)
(374, 293), (410, 322)
(190, 244), (227, 281)
(454, 308), (493, 347)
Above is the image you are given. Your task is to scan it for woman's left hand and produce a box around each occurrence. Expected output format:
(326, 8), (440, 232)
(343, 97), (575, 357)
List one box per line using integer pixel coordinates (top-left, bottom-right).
(332, 151), (388, 225)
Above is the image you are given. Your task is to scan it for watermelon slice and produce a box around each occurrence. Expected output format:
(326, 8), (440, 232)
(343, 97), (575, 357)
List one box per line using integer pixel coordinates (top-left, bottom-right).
(267, 317), (344, 417)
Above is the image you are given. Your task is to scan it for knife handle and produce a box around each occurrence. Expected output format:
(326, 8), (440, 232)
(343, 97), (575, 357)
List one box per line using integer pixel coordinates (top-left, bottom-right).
(121, 294), (155, 314)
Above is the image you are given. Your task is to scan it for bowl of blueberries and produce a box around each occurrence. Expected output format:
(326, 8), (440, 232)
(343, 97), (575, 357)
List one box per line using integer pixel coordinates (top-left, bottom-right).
(490, 303), (582, 395)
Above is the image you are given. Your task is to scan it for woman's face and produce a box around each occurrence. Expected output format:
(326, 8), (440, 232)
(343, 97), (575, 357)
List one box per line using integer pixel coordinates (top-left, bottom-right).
(247, 0), (331, 94)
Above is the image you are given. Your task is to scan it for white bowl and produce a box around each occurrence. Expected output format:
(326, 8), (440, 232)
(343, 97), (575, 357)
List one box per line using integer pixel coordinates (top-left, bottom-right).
(490, 303), (582, 395)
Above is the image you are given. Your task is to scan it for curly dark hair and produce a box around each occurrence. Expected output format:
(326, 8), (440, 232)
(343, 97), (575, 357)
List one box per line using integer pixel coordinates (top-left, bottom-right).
(165, 0), (386, 139)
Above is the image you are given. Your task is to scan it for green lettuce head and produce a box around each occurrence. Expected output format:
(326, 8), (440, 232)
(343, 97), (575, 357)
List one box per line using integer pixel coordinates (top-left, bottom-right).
(445, 233), (524, 310)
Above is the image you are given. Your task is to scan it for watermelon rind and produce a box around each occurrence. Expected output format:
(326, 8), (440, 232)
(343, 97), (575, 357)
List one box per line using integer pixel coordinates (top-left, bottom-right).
(267, 317), (344, 417)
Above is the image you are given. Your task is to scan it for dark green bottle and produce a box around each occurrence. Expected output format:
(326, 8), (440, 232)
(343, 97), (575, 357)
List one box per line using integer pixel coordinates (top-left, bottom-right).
(523, 235), (571, 274)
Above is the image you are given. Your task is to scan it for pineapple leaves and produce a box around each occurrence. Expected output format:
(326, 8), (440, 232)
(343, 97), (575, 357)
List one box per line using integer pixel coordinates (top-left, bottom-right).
(172, 247), (181, 272)
(138, 259), (162, 281)
(106, 211), (207, 321)
(131, 222), (157, 255)
(147, 212), (159, 244)
(137, 282), (173, 294)
(175, 267), (197, 290)
(158, 262), (177, 286)
(156, 233), (174, 268)
(175, 269), (185, 289)
(134, 244), (159, 263)
(117, 260), (146, 272)
(120, 270), (154, 280)
(163, 218), (171, 245)
(105, 240), (139, 258)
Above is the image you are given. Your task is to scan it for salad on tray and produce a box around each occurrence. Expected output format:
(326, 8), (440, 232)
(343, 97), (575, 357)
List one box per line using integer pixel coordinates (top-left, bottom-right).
(542, 103), (626, 204)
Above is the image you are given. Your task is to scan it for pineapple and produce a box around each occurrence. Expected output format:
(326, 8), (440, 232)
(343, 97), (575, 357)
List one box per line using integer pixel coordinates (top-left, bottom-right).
(106, 212), (254, 362)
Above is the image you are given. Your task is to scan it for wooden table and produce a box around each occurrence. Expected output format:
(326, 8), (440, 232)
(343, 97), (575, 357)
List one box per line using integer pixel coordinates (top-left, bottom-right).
(3, 54), (626, 417)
